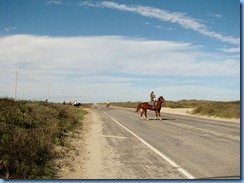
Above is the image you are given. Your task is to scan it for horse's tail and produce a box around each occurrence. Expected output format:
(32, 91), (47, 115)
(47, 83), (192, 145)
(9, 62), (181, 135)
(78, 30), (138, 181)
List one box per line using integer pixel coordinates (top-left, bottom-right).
(135, 103), (142, 113)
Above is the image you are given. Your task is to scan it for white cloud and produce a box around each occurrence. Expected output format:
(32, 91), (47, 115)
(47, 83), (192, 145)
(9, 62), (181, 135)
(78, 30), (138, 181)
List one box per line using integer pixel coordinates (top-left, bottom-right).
(207, 13), (222, 18)
(220, 46), (240, 53)
(157, 85), (240, 101)
(144, 22), (151, 25)
(154, 25), (163, 29)
(4, 27), (17, 32)
(1, 34), (239, 77)
(0, 34), (240, 102)
(44, 0), (62, 5)
(78, 1), (239, 45)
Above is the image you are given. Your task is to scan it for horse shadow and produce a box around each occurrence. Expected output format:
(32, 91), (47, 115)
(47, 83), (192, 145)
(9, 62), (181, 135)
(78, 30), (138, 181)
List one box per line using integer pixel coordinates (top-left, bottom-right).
(147, 118), (176, 121)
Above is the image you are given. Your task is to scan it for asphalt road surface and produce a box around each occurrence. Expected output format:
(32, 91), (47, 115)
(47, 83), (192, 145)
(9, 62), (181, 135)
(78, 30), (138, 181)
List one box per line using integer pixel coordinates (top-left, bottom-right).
(93, 104), (240, 179)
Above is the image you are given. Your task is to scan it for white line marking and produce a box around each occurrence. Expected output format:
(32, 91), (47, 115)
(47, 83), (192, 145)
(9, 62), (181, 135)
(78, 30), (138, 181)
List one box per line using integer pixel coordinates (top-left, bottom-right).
(101, 135), (128, 139)
(103, 111), (195, 179)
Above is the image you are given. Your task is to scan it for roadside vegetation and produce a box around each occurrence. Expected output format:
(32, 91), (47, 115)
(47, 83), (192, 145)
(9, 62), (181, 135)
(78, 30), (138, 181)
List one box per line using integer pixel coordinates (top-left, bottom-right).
(103, 100), (240, 119)
(0, 98), (90, 179)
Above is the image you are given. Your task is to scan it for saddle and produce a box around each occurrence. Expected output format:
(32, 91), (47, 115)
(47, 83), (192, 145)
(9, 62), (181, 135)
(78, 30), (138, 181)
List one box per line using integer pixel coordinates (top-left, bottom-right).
(149, 101), (157, 106)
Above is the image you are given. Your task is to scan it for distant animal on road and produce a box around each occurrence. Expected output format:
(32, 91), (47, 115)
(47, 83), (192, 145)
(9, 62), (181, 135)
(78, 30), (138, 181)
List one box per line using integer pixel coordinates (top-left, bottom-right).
(73, 103), (81, 107)
(65, 102), (82, 107)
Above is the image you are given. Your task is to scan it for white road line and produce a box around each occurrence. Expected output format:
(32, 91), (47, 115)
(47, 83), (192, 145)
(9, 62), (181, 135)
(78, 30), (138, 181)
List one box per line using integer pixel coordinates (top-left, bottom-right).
(103, 111), (195, 179)
(100, 135), (128, 139)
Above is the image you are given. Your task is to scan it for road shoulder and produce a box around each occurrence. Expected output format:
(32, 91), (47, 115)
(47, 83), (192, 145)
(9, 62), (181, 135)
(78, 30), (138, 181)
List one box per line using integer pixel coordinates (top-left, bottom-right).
(55, 107), (94, 179)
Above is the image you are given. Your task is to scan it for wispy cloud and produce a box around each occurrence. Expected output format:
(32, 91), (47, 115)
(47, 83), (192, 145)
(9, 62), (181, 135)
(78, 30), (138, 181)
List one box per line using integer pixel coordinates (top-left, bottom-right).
(157, 85), (239, 101)
(220, 46), (240, 53)
(207, 13), (222, 18)
(154, 25), (163, 29)
(4, 27), (17, 32)
(78, 1), (239, 45)
(44, 0), (62, 5)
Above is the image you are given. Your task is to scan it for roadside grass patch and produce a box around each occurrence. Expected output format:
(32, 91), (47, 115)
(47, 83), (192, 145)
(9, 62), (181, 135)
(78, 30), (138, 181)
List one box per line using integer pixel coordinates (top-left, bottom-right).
(0, 98), (88, 179)
(191, 101), (240, 119)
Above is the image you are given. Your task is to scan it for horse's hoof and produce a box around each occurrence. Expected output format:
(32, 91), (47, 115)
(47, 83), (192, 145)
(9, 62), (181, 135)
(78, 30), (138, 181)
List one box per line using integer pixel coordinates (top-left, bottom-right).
(159, 117), (162, 120)
(146, 118), (149, 121)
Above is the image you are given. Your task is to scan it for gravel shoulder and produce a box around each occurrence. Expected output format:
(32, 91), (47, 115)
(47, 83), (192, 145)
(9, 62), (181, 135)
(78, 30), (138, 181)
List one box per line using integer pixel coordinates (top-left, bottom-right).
(55, 108), (94, 179)
(56, 106), (121, 179)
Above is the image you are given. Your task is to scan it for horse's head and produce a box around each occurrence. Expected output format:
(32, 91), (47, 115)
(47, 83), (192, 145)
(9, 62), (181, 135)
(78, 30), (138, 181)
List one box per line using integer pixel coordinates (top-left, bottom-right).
(158, 96), (165, 102)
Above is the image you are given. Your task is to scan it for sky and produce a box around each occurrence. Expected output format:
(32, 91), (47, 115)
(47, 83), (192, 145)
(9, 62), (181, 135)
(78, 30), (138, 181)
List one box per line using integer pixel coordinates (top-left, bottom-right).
(0, 0), (241, 103)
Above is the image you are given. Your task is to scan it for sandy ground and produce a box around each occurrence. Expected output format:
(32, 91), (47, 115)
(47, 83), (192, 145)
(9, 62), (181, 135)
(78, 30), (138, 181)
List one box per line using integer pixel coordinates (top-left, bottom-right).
(55, 106), (239, 179)
(55, 107), (95, 179)
(162, 107), (239, 123)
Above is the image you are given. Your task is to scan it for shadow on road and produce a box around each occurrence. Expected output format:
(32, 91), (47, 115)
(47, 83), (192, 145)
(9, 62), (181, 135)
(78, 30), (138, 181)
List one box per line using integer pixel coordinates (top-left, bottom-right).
(144, 118), (176, 121)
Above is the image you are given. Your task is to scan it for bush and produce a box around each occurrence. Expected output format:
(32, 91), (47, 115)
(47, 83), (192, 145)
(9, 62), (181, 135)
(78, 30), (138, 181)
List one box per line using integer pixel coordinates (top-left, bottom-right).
(0, 98), (87, 179)
(191, 101), (240, 119)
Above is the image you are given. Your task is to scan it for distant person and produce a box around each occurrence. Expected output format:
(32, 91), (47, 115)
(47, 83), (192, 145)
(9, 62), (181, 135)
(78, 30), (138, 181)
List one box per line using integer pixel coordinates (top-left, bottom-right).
(106, 100), (110, 108)
(150, 91), (156, 109)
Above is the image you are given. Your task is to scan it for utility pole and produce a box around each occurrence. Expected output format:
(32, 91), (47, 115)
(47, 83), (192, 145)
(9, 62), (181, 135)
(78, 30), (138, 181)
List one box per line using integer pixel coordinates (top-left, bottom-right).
(14, 71), (17, 101)
(61, 89), (63, 102)
(47, 84), (49, 102)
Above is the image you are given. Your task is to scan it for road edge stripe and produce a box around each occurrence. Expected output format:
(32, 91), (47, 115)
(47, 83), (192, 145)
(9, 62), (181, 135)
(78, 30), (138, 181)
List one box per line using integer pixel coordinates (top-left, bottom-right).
(103, 111), (195, 179)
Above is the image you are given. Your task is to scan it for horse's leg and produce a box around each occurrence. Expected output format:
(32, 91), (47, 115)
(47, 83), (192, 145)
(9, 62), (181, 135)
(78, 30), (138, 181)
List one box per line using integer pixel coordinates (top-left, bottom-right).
(140, 109), (143, 120)
(158, 111), (162, 120)
(145, 109), (148, 120)
(154, 110), (158, 120)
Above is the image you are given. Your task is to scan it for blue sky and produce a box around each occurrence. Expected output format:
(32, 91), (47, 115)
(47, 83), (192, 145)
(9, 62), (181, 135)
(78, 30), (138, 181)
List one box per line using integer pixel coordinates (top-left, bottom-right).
(0, 0), (240, 103)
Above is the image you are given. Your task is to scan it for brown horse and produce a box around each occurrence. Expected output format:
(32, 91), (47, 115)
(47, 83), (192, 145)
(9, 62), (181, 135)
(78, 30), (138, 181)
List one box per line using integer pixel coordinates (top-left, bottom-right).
(136, 96), (165, 120)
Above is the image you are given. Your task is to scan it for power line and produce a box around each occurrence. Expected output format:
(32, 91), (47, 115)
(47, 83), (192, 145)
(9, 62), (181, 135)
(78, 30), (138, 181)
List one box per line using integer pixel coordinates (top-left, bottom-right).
(0, 68), (82, 102)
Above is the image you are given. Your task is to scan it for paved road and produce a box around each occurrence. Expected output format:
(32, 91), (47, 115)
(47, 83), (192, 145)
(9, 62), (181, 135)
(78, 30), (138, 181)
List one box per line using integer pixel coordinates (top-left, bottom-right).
(94, 104), (240, 179)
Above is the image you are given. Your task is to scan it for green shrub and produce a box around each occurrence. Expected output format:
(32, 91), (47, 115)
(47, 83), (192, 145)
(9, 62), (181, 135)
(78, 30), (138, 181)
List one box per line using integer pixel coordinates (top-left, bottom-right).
(191, 101), (240, 119)
(0, 98), (87, 179)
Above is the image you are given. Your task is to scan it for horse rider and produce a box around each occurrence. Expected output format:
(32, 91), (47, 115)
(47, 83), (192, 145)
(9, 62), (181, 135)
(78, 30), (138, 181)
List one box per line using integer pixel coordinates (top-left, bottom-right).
(106, 100), (110, 108)
(150, 91), (156, 109)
